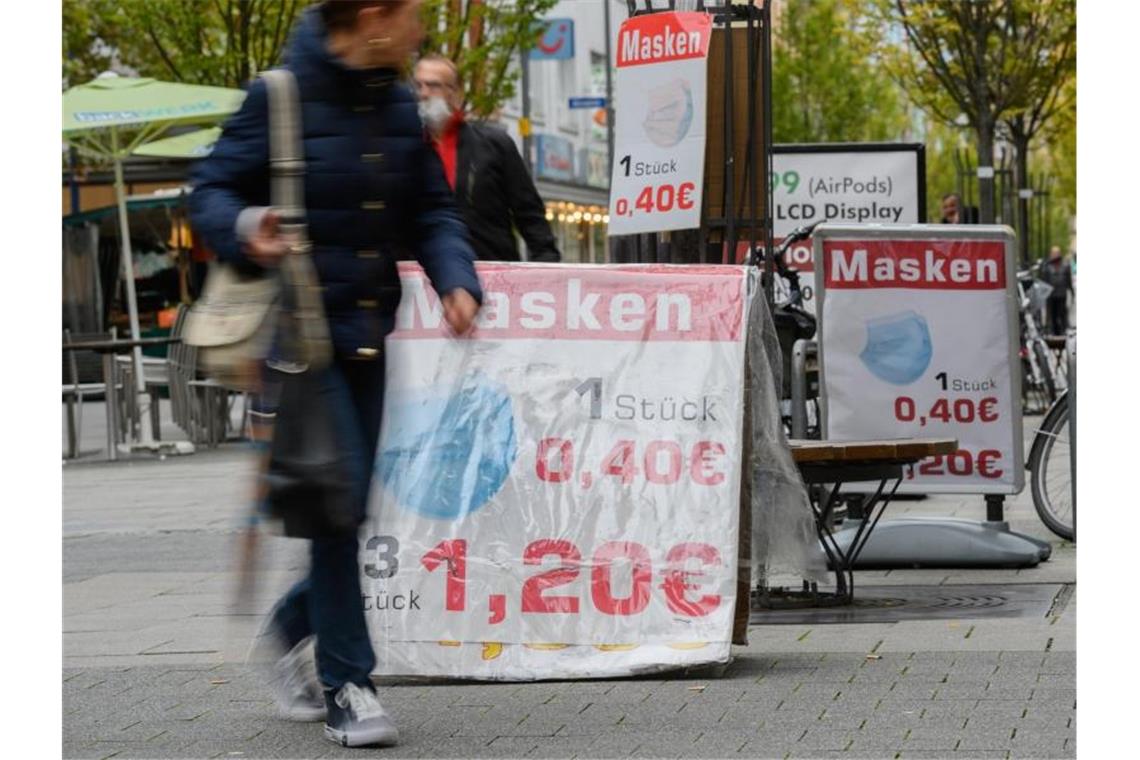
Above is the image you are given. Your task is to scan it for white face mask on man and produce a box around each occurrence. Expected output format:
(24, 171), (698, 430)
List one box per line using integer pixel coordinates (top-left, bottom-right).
(418, 96), (453, 133)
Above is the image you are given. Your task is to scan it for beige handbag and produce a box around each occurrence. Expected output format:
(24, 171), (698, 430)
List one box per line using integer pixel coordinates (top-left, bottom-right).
(185, 69), (331, 390)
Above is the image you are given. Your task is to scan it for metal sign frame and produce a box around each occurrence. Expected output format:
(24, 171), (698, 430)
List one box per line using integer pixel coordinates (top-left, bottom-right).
(620, 1), (775, 304)
(812, 223), (1024, 495)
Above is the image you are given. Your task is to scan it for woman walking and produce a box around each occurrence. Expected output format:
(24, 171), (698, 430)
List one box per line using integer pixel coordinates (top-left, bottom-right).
(189, 0), (481, 748)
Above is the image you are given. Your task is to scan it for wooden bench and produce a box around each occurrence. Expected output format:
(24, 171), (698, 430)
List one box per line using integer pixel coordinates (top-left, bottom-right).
(790, 438), (956, 465)
(782, 437), (958, 603)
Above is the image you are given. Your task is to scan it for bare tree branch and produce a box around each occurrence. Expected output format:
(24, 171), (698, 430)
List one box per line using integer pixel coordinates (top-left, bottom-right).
(146, 26), (184, 81)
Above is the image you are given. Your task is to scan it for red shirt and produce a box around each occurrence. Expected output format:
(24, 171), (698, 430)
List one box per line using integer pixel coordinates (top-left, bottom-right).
(429, 110), (466, 191)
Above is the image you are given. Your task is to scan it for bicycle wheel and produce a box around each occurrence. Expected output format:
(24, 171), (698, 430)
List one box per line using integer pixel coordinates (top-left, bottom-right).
(1033, 340), (1058, 402)
(1029, 393), (1073, 540)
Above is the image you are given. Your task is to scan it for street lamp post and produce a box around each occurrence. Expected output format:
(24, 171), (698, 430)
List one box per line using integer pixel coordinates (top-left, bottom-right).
(521, 49), (533, 175)
(603, 0), (615, 182)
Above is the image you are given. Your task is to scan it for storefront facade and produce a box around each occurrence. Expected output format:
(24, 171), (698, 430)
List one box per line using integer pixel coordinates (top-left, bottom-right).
(494, 1), (625, 263)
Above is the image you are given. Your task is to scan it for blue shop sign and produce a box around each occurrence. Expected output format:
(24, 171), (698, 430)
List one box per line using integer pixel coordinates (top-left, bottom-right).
(531, 19), (575, 60)
(535, 134), (576, 182)
(569, 97), (607, 109)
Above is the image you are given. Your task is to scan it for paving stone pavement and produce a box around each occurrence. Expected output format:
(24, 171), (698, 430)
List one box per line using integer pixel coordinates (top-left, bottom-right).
(62, 649), (1076, 760)
(63, 410), (1075, 759)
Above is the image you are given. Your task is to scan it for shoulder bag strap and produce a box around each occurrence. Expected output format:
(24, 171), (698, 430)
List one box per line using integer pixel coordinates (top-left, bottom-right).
(259, 68), (333, 371)
(261, 68), (306, 221)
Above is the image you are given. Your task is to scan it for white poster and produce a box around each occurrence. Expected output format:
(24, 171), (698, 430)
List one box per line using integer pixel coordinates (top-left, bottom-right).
(608, 12), (712, 236)
(364, 263), (753, 680)
(769, 147), (923, 313)
(815, 228), (1024, 494)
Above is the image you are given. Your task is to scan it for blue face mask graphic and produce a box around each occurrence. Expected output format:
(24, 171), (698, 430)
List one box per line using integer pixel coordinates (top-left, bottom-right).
(377, 374), (517, 520)
(644, 78), (694, 148)
(859, 311), (933, 386)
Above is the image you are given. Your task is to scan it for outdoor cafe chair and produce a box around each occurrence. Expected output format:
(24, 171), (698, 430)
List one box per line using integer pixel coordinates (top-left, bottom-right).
(167, 304), (237, 447)
(62, 328), (127, 459)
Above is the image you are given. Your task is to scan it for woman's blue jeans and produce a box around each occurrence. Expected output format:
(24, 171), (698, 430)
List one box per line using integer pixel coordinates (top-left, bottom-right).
(266, 356), (385, 691)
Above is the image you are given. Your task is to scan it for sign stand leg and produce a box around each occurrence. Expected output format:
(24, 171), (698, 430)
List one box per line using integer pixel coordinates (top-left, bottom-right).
(834, 494), (1055, 570)
(832, 518), (1053, 569)
(980, 495), (1053, 558)
(985, 494), (1005, 525)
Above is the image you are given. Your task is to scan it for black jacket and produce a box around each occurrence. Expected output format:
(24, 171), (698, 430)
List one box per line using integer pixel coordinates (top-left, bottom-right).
(454, 121), (560, 262)
(1037, 259), (1073, 299)
(189, 9), (481, 357)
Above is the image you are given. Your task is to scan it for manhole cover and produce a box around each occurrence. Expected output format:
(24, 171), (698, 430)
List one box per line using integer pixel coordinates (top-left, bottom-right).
(928, 594), (1008, 609)
(854, 596), (908, 608)
(749, 583), (1068, 625)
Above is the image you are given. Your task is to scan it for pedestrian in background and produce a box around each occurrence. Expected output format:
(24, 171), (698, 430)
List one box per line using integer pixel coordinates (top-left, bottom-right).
(940, 191), (982, 224)
(414, 54), (561, 262)
(940, 192), (962, 224)
(189, 0), (481, 748)
(1038, 245), (1074, 335)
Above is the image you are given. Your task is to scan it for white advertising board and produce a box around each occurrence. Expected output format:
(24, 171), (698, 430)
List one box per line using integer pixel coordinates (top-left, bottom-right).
(607, 12), (712, 236)
(814, 226), (1024, 494)
(363, 263), (754, 680)
(769, 146), (924, 313)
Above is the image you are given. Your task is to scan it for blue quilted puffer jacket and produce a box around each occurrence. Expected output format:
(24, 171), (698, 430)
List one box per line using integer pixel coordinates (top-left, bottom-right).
(188, 8), (481, 358)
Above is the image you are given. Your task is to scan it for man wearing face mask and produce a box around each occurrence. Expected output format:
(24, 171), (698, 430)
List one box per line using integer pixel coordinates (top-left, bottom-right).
(414, 54), (561, 263)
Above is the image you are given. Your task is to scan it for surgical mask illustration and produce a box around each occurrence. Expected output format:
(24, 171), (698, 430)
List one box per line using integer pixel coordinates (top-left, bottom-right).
(643, 78), (694, 148)
(377, 373), (517, 520)
(859, 310), (933, 385)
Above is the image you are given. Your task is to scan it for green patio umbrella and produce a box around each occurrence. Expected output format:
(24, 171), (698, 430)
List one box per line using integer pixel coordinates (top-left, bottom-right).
(133, 127), (221, 159)
(63, 74), (245, 452)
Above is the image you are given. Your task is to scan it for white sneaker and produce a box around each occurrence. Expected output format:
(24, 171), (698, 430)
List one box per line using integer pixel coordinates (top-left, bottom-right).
(323, 682), (399, 747)
(267, 638), (326, 722)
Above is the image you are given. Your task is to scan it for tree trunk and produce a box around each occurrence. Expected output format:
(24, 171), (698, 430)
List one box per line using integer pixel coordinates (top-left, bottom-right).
(468, 0), (485, 96)
(447, 0), (463, 58)
(238, 1), (252, 88)
(976, 118), (996, 224)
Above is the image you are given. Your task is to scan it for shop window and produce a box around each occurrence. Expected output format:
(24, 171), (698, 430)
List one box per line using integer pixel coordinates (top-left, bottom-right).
(544, 203), (610, 264)
(557, 59), (579, 134)
(529, 62), (547, 124)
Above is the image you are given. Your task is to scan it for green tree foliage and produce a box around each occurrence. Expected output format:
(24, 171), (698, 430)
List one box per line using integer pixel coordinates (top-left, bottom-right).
(420, 0), (558, 118)
(63, 0), (304, 89)
(1030, 75), (1076, 256)
(918, 117), (971, 222)
(872, 0), (1075, 227)
(63, 0), (116, 88)
(771, 0), (909, 144)
(999, 1), (1075, 260)
(63, 0), (554, 119)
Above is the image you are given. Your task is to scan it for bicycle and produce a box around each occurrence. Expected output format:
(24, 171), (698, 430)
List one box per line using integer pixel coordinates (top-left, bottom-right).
(1026, 330), (1075, 541)
(1028, 390), (1073, 540)
(1017, 270), (1064, 414)
(746, 223), (820, 438)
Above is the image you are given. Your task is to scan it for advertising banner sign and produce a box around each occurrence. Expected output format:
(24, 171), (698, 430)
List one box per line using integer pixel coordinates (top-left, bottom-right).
(364, 263), (754, 680)
(536, 133), (576, 182)
(814, 225), (1023, 494)
(768, 144), (925, 312)
(531, 18), (575, 61)
(608, 12), (712, 236)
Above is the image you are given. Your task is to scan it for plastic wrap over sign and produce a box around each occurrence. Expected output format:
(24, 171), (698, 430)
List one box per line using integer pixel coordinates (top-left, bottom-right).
(364, 263), (754, 680)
